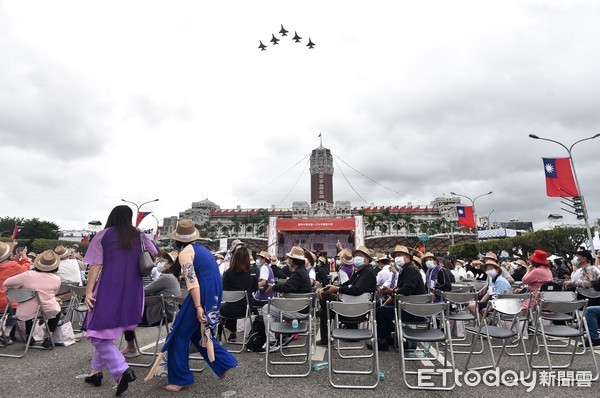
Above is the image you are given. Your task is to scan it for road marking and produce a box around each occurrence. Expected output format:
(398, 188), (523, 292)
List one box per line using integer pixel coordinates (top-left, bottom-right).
(139, 338), (165, 352)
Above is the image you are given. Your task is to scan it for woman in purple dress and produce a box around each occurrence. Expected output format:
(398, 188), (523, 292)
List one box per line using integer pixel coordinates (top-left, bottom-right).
(83, 205), (158, 396)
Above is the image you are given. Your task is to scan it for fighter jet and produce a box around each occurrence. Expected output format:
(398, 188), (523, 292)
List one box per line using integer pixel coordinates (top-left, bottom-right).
(279, 25), (288, 36)
(292, 31), (302, 43)
(258, 41), (267, 51)
(306, 38), (315, 49)
(270, 34), (280, 45)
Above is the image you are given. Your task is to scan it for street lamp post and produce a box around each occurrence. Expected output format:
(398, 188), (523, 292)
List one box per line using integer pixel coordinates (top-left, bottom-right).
(151, 214), (161, 239)
(487, 209), (495, 229)
(529, 133), (600, 254)
(450, 191), (493, 242)
(121, 198), (159, 227)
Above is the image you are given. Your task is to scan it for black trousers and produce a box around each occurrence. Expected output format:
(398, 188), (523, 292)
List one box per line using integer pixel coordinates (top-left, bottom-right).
(25, 313), (61, 338)
(220, 301), (248, 333)
(376, 304), (425, 340)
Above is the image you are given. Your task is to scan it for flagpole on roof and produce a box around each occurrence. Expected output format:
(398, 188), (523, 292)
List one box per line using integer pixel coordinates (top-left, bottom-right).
(529, 133), (600, 254)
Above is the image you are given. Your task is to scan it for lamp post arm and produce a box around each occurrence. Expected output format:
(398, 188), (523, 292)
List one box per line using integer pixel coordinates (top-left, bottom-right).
(569, 134), (600, 152)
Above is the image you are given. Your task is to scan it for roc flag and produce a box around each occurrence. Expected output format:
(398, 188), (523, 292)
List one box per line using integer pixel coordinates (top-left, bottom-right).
(135, 211), (152, 227)
(11, 225), (24, 239)
(457, 206), (476, 229)
(542, 157), (579, 197)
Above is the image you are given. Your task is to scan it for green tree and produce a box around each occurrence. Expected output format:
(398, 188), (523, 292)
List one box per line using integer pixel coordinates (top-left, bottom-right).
(18, 218), (60, 240)
(0, 216), (25, 237)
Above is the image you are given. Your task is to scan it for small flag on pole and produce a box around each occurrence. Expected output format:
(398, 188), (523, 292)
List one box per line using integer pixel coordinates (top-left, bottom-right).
(542, 157), (579, 197)
(11, 225), (24, 239)
(457, 206), (476, 229)
(136, 211), (152, 227)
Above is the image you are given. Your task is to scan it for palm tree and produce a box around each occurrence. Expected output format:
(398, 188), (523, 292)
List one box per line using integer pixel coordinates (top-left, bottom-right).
(400, 213), (415, 234)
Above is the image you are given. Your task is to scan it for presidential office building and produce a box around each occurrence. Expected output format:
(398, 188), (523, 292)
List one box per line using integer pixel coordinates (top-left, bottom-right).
(159, 143), (520, 256)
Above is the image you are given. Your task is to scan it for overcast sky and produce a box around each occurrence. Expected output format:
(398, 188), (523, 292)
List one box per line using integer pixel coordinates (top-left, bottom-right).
(2, 0), (600, 232)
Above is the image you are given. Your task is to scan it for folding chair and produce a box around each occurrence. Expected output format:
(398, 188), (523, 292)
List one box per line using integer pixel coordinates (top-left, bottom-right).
(219, 290), (251, 353)
(530, 291), (578, 353)
(265, 297), (312, 378)
(0, 288), (55, 358)
(464, 298), (531, 379)
(282, 292), (318, 356)
(65, 285), (87, 333)
(398, 302), (456, 390)
(327, 301), (379, 389)
(171, 295), (205, 373)
(442, 291), (482, 354)
(528, 299), (599, 381)
(450, 284), (473, 293)
(123, 295), (175, 368)
(332, 293), (372, 356)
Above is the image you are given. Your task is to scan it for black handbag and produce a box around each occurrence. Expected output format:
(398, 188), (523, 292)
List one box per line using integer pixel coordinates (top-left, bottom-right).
(139, 231), (154, 277)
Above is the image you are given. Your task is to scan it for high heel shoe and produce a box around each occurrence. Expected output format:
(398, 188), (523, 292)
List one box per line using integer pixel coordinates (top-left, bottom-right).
(116, 367), (136, 396)
(84, 372), (103, 387)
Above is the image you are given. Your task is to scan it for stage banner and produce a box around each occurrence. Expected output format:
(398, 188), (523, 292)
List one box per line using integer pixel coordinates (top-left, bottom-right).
(268, 216), (278, 256)
(354, 215), (364, 247)
(276, 218), (356, 231)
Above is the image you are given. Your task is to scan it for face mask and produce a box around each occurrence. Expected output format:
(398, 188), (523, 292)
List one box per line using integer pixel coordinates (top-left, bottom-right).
(572, 258), (580, 266)
(156, 261), (165, 273)
(394, 256), (405, 266)
(395, 263), (403, 272)
(425, 260), (436, 269)
(255, 260), (260, 266)
(353, 257), (365, 268)
(335, 260), (341, 266)
(486, 269), (498, 278)
(370, 261), (376, 267)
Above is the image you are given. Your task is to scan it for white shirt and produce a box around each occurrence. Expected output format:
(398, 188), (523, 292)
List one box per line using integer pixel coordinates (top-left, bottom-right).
(56, 258), (82, 286)
(339, 269), (350, 284)
(377, 265), (394, 287)
(219, 261), (229, 277)
(259, 264), (271, 281)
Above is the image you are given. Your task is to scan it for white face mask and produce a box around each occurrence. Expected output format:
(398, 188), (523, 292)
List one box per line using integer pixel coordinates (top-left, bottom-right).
(572, 257), (580, 266)
(425, 260), (436, 269)
(156, 261), (166, 273)
(486, 269), (498, 279)
(394, 256), (405, 266)
(335, 260), (341, 266)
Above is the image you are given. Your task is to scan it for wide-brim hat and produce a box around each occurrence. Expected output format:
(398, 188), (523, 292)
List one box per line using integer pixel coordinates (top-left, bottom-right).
(483, 252), (498, 263)
(286, 246), (306, 261)
(375, 253), (389, 262)
(171, 219), (200, 243)
(455, 259), (465, 265)
(71, 243), (80, 249)
(422, 252), (436, 261)
(0, 241), (16, 262)
(257, 251), (271, 261)
(54, 245), (70, 259)
(515, 259), (527, 267)
(391, 245), (412, 257)
(413, 255), (422, 265)
(484, 259), (500, 269)
(352, 245), (372, 260)
(339, 249), (353, 265)
(166, 251), (179, 263)
(471, 260), (483, 266)
(318, 256), (327, 265)
(529, 250), (549, 265)
(34, 250), (60, 272)
(270, 255), (278, 263)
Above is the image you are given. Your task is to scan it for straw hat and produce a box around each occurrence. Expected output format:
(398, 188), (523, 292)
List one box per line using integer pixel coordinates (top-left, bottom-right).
(166, 251), (179, 263)
(339, 249), (353, 265)
(318, 256), (327, 265)
(484, 259), (500, 269)
(412, 255), (422, 266)
(286, 246), (306, 261)
(352, 245), (373, 260)
(171, 219), (200, 242)
(422, 252), (437, 261)
(257, 251), (271, 261)
(34, 250), (60, 272)
(455, 259), (465, 265)
(483, 252), (498, 263)
(391, 245), (412, 257)
(375, 253), (389, 262)
(270, 255), (279, 263)
(515, 259), (527, 268)
(471, 260), (483, 266)
(0, 241), (16, 262)
(54, 245), (70, 259)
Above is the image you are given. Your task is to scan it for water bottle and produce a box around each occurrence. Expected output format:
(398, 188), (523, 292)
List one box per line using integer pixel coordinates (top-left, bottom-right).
(378, 371), (385, 381)
(292, 319), (299, 329)
(311, 362), (329, 371)
(423, 342), (430, 357)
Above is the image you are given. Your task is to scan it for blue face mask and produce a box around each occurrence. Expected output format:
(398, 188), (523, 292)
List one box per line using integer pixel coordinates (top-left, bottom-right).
(353, 257), (365, 268)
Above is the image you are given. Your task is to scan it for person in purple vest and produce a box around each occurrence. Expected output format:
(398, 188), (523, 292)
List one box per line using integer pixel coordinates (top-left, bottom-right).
(82, 205), (158, 396)
(252, 250), (275, 307)
(336, 249), (354, 285)
(423, 252), (452, 302)
(303, 249), (317, 287)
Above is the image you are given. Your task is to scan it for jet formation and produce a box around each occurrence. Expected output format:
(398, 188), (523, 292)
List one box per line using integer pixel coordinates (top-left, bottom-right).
(258, 24), (316, 51)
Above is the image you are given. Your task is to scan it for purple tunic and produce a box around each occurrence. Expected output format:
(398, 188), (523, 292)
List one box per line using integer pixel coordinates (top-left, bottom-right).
(83, 227), (158, 339)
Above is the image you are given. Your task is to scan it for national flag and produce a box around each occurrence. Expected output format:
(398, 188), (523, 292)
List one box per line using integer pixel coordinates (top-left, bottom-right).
(542, 157), (579, 197)
(11, 225), (24, 239)
(82, 235), (89, 243)
(135, 211), (152, 227)
(457, 206), (476, 229)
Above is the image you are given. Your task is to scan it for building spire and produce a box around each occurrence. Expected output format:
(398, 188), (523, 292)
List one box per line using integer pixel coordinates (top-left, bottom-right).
(318, 132), (323, 147)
